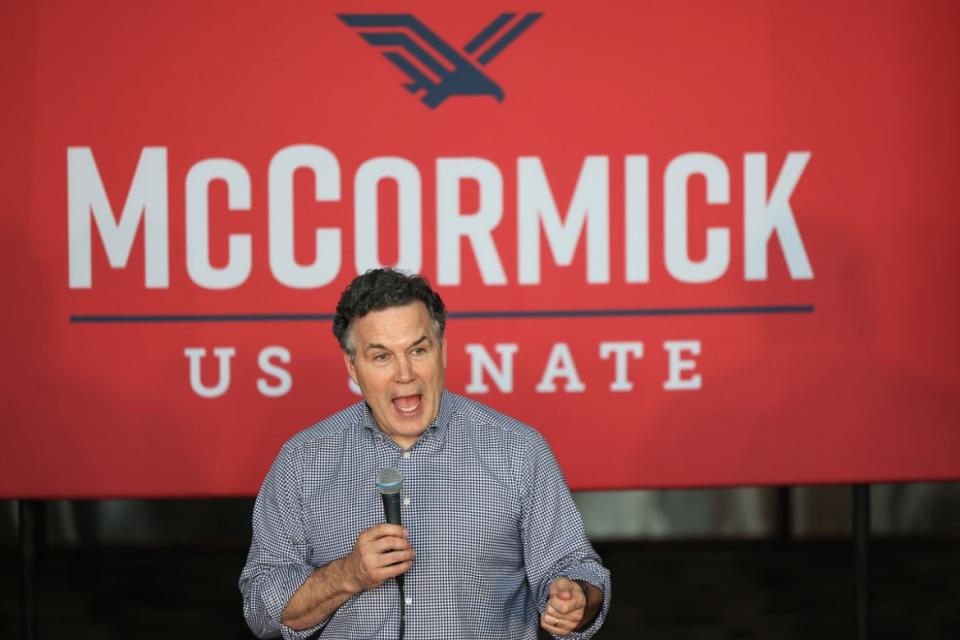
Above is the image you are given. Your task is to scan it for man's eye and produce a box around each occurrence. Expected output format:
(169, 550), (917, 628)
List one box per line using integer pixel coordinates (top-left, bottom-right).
(412, 347), (427, 355)
(374, 353), (389, 362)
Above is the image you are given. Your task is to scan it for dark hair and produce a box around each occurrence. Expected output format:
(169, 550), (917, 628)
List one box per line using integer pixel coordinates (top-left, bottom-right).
(333, 269), (447, 357)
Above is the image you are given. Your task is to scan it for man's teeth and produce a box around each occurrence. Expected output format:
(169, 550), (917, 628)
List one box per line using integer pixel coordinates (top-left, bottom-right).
(393, 396), (421, 413)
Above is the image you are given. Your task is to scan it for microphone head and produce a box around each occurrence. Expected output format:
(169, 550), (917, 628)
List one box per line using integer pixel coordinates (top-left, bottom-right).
(376, 467), (404, 495)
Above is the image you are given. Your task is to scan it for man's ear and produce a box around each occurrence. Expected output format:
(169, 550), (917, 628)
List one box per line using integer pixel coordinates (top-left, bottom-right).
(441, 337), (447, 368)
(343, 352), (358, 386)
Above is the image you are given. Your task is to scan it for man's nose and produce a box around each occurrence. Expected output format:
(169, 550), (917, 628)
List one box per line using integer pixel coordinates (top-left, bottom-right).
(394, 355), (415, 383)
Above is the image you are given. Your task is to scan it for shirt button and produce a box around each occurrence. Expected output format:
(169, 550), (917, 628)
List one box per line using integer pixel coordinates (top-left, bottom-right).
(403, 452), (411, 459)
(403, 497), (411, 506)
(405, 597), (413, 605)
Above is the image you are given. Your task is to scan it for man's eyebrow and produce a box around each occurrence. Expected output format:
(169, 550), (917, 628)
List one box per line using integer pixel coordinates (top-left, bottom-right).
(410, 335), (431, 348)
(362, 335), (431, 354)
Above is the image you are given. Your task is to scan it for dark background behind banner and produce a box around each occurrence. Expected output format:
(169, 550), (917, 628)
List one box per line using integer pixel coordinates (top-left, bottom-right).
(3, 485), (960, 639)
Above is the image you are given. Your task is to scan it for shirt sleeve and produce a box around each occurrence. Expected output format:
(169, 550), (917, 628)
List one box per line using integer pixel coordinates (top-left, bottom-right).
(239, 443), (327, 640)
(518, 432), (611, 639)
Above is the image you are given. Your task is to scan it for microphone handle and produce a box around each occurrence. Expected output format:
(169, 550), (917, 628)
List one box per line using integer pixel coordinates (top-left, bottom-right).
(380, 492), (405, 591)
(381, 492), (402, 526)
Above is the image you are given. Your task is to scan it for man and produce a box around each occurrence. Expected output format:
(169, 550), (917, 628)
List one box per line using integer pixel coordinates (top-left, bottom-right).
(240, 269), (610, 639)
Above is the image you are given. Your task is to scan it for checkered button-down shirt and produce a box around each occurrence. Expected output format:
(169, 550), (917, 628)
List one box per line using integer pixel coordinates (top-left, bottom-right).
(240, 391), (611, 639)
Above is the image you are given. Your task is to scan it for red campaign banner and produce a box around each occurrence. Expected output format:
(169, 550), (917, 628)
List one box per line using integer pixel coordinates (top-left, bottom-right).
(2, 1), (959, 497)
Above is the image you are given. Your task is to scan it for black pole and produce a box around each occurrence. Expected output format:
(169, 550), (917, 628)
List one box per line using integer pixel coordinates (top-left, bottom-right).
(853, 484), (870, 640)
(18, 500), (41, 640)
(776, 486), (793, 543)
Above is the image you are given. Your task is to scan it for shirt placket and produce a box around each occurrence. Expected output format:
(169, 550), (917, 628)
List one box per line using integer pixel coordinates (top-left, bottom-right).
(397, 438), (419, 613)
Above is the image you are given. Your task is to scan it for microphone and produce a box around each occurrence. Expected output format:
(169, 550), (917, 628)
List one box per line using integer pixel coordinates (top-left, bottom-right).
(376, 466), (407, 640)
(376, 467), (404, 526)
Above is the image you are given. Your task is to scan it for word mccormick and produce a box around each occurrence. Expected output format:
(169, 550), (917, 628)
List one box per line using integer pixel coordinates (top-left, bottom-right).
(67, 145), (813, 290)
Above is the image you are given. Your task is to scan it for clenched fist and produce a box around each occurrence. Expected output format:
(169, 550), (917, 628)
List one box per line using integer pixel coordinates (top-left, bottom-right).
(540, 577), (600, 637)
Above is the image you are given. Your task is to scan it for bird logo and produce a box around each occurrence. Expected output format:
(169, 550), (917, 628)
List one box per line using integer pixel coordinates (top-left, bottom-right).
(338, 13), (542, 109)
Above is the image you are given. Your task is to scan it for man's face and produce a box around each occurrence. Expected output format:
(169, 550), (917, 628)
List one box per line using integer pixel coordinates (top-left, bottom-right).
(344, 301), (447, 449)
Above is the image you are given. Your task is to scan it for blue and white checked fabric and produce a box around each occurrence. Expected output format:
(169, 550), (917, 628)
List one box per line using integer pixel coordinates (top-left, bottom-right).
(240, 391), (610, 639)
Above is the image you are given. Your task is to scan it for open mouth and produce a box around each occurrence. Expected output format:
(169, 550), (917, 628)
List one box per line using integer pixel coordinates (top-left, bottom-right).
(392, 394), (422, 415)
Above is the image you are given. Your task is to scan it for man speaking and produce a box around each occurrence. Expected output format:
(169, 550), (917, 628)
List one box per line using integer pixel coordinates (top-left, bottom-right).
(240, 269), (610, 639)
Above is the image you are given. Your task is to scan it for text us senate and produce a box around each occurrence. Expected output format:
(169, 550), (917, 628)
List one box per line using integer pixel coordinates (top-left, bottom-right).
(183, 340), (703, 398)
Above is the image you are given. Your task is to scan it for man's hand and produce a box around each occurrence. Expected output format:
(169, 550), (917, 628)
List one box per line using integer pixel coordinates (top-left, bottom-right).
(540, 577), (602, 637)
(339, 523), (415, 594)
(280, 524), (414, 630)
